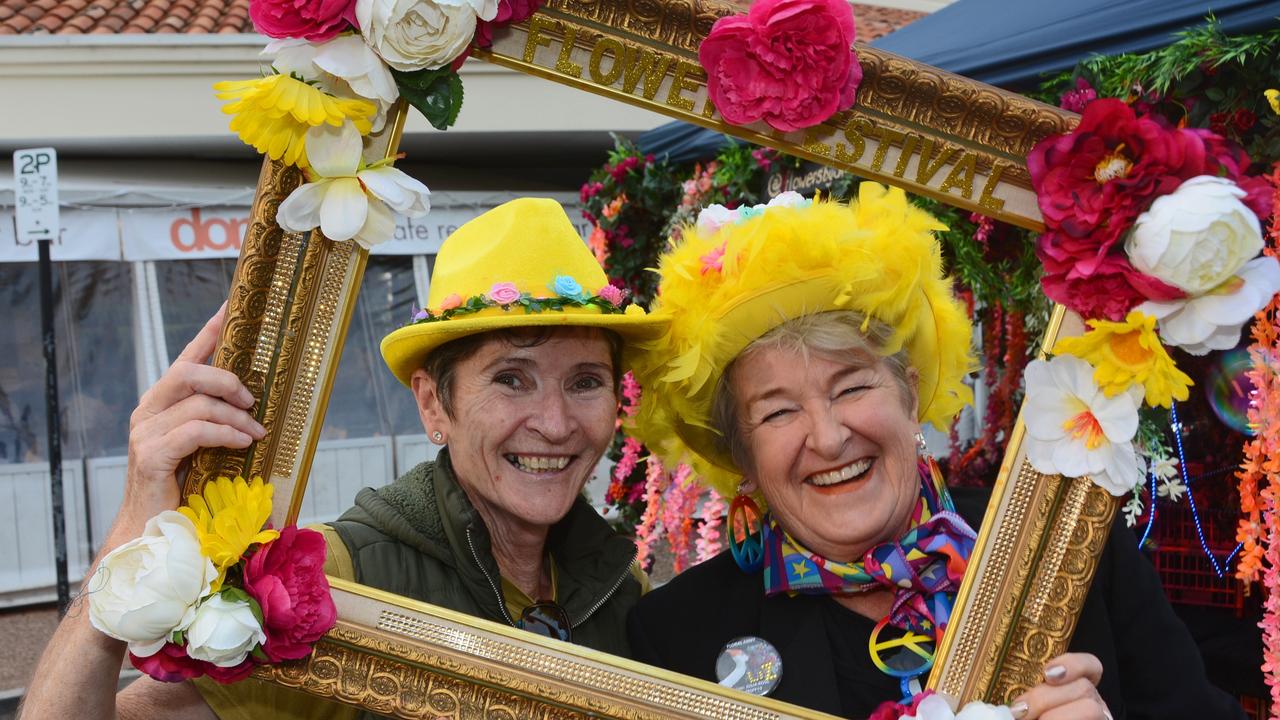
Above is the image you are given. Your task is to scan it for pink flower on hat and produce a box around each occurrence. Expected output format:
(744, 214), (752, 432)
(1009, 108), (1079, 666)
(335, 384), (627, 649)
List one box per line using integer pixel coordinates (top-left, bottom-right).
(487, 282), (521, 305)
(599, 284), (626, 307)
(439, 293), (463, 311)
(699, 0), (861, 133)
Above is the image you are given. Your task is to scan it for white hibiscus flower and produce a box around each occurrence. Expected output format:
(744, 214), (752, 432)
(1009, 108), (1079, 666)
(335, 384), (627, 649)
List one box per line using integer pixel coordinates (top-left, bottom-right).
(277, 121), (430, 249)
(1023, 355), (1145, 496)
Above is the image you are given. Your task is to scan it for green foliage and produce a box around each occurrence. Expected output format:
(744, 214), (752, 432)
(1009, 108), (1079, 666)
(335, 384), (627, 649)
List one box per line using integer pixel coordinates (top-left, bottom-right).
(392, 67), (465, 131)
(1040, 18), (1280, 161)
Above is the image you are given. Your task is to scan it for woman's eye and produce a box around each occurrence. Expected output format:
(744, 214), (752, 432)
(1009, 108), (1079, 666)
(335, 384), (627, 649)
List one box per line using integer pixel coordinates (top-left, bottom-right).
(494, 373), (523, 389)
(837, 385), (869, 398)
(762, 408), (792, 423)
(573, 375), (605, 391)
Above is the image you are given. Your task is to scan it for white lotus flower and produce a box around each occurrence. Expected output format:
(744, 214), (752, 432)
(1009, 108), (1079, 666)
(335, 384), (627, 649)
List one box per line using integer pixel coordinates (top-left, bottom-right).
(184, 593), (266, 667)
(1023, 355), (1145, 496)
(278, 121), (431, 249)
(1125, 176), (1263, 295)
(904, 694), (1015, 720)
(88, 511), (217, 657)
(265, 36), (399, 132)
(1138, 256), (1280, 355)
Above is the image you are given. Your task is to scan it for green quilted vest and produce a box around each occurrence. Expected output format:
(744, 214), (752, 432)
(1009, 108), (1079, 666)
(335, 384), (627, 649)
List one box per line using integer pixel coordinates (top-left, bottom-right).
(329, 448), (640, 661)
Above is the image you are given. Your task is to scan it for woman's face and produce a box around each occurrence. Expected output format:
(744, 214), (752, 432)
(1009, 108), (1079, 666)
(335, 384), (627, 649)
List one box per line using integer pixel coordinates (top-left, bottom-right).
(732, 345), (921, 563)
(412, 328), (618, 533)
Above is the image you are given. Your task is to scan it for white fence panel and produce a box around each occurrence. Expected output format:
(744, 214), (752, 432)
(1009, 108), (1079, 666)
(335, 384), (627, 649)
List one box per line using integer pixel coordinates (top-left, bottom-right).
(86, 455), (129, 556)
(0, 461), (91, 607)
(297, 437), (395, 527)
(394, 434), (439, 476)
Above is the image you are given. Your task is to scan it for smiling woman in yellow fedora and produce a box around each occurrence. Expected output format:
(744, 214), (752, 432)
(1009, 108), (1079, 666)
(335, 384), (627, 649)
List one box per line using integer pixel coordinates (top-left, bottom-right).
(22, 197), (663, 720)
(625, 185), (1243, 720)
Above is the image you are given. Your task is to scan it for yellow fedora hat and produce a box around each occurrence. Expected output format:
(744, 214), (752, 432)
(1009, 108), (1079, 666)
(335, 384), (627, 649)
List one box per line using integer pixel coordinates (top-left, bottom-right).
(381, 197), (665, 385)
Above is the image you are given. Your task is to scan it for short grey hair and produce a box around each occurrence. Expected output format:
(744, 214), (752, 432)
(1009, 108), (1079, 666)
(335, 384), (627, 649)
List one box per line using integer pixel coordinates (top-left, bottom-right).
(710, 311), (913, 472)
(422, 327), (624, 418)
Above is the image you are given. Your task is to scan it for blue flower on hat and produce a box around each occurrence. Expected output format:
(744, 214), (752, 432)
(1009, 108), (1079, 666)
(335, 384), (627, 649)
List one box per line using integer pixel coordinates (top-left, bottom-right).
(552, 275), (587, 301)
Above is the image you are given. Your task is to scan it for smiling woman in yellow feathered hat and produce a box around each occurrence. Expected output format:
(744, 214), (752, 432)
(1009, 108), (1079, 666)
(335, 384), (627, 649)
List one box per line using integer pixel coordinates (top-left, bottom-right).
(625, 184), (1236, 720)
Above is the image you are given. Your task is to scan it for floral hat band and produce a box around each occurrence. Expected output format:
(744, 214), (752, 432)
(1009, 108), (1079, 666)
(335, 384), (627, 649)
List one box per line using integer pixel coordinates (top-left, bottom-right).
(410, 274), (631, 325)
(380, 197), (665, 386)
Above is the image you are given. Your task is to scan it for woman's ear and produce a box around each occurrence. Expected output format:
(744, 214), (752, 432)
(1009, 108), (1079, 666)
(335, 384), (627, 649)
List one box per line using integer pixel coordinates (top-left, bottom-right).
(410, 368), (451, 442)
(738, 476), (760, 495)
(905, 365), (921, 420)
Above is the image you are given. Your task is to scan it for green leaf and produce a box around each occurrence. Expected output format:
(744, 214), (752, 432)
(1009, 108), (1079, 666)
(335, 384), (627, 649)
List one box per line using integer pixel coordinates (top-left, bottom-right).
(251, 646), (270, 663)
(171, 629), (185, 646)
(393, 67), (465, 131)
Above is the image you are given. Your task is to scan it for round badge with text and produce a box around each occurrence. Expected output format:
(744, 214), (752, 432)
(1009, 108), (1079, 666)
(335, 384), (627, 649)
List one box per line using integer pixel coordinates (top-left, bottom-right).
(715, 636), (783, 696)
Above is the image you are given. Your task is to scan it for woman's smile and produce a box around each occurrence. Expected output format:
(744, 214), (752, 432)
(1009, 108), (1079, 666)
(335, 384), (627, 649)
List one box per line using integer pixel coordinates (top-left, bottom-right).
(805, 456), (875, 494)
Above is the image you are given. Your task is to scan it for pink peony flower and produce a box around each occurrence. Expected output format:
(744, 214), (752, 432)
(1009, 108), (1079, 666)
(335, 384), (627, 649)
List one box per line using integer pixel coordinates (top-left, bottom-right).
(439, 293), (464, 311)
(598, 284), (626, 306)
(129, 643), (206, 683)
(243, 527), (337, 663)
(1038, 247), (1182, 321)
(474, 0), (543, 47)
(699, 0), (861, 133)
(487, 282), (521, 305)
(249, 0), (357, 42)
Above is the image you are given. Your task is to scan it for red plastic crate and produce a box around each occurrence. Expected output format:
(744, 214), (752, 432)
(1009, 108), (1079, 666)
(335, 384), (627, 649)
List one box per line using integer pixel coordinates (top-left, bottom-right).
(1152, 543), (1246, 614)
(1241, 694), (1269, 720)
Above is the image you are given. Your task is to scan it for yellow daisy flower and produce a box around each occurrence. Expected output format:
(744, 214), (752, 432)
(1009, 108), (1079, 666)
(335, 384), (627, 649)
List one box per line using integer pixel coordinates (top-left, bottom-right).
(1266, 89), (1280, 115)
(179, 476), (279, 591)
(1053, 310), (1193, 409)
(213, 74), (376, 168)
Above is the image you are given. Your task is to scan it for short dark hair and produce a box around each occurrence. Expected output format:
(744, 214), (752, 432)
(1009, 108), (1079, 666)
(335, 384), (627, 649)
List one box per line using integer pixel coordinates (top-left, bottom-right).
(422, 327), (624, 417)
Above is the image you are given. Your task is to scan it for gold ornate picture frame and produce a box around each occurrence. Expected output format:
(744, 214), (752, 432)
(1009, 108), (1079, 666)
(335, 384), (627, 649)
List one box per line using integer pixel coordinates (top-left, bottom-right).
(180, 1), (1121, 716)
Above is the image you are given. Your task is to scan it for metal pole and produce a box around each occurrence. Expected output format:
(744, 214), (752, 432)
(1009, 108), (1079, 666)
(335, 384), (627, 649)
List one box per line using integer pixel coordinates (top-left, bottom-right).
(38, 238), (69, 617)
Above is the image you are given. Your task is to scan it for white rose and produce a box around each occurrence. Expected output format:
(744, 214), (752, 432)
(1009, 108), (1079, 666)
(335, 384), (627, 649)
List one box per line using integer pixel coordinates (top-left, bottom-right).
(88, 511), (216, 657)
(356, 0), (478, 72)
(1140, 255), (1280, 355)
(904, 694), (1015, 720)
(766, 191), (810, 209)
(184, 593), (267, 667)
(1125, 175), (1263, 295)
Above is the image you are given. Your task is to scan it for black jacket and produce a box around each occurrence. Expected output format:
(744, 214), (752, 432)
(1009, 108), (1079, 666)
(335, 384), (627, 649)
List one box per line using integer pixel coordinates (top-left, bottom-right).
(628, 488), (1245, 719)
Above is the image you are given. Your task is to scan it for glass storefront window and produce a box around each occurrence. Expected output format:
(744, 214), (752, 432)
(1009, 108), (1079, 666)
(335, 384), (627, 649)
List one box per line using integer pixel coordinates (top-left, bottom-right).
(153, 258), (238, 363)
(322, 256), (422, 440)
(0, 261), (138, 462)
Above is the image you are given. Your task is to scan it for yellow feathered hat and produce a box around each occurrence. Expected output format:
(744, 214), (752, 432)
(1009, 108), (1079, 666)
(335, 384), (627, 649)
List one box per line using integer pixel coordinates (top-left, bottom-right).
(381, 197), (665, 385)
(629, 183), (975, 497)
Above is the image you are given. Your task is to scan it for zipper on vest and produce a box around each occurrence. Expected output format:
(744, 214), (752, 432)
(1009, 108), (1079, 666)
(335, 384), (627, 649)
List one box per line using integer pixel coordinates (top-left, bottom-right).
(572, 549), (637, 629)
(466, 525), (517, 626)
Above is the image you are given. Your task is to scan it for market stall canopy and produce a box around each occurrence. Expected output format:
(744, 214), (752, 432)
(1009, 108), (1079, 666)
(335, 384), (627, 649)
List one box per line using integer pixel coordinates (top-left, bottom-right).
(873, 0), (1280, 90)
(639, 0), (1280, 163)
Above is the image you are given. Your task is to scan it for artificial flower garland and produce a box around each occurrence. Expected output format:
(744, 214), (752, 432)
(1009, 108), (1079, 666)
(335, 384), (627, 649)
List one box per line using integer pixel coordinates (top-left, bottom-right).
(1021, 97), (1280, 499)
(88, 477), (336, 684)
(408, 276), (632, 324)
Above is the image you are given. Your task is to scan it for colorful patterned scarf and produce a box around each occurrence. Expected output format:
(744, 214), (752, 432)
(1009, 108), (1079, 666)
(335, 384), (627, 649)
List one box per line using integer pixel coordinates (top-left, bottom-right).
(761, 460), (977, 639)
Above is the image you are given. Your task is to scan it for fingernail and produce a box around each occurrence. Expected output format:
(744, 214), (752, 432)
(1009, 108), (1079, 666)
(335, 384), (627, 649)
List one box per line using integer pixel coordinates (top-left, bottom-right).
(1010, 701), (1028, 719)
(252, 421), (267, 437)
(1045, 664), (1067, 681)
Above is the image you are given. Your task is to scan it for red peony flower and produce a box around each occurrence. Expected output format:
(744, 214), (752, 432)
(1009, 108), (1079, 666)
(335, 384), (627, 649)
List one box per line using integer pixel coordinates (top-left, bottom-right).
(249, 0), (356, 42)
(1028, 98), (1270, 319)
(1234, 108), (1258, 134)
(699, 0), (861, 133)
(203, 658), (257, 684)
(474, 0), (543, 47)
(1038, 242), (1184, 321)
(129, 643), (206, 683)
(243, 527), (337, 663)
